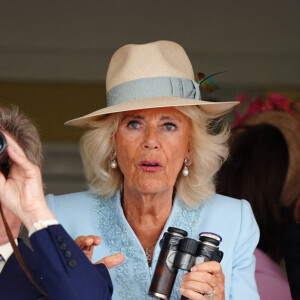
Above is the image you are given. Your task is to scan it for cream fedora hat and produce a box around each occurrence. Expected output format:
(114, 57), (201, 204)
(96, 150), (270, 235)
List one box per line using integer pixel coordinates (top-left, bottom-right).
(65, 40), (238, 128)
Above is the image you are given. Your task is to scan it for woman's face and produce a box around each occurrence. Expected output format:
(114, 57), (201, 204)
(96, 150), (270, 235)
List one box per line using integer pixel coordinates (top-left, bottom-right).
(115, 107), (190, 196)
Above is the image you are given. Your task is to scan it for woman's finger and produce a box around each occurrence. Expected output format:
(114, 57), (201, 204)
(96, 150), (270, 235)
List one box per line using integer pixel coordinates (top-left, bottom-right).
(191, 261), (223, 275)
(181, 263), (225, 300)
(180, 287), (207, 300)
(75, 235), (102, 248)
(95, 253), (124, 269)
(183, 271), (216, 288)
(75, 235), (102, 261)
(180, 280), (212, 294)
(87, 235), (101, 246)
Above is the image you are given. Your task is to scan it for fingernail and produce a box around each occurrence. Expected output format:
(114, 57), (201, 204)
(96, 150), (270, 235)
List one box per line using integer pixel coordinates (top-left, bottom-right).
(191, 266), (197, 272)
(108, 254), (123, 263)
(180, 288), (184, 294)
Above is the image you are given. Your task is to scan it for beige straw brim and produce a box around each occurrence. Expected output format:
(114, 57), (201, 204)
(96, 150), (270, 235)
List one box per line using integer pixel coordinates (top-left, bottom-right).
(65, 97), (239, 128)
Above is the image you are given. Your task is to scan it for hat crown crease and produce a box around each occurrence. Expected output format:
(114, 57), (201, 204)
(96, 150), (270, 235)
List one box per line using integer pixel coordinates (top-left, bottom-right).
(106, 40), (195, 92)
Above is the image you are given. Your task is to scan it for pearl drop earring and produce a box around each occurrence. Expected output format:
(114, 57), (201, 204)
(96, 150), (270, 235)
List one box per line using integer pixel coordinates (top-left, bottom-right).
(182, 158), (190, 176)
(110, 151), (117, 169)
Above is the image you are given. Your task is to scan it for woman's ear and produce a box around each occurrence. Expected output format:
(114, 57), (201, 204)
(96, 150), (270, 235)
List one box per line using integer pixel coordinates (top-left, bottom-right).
(294, 196), (300, 223)
(186, 148), (193, 165)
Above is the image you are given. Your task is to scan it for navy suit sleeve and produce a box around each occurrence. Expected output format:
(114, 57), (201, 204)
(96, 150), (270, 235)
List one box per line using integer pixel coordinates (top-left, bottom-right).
(29, 224), (113, 300)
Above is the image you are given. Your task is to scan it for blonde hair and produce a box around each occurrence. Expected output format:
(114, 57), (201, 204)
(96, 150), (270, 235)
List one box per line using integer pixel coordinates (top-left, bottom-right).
(80, 113), (123, 197)
(80, 107), (229, 207)
(175, 107), (229, 207)
(0, 105), (43, 170)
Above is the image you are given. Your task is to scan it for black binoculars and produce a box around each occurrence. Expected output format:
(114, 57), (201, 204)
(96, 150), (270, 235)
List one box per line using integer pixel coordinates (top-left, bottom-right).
(0, 132), (10, 178)
(148, 227), (223, 300)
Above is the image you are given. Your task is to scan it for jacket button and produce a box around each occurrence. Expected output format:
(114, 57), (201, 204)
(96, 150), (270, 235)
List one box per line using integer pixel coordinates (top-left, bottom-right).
(60, 243), (67, 251)
(64, 250), (72, 258)
(55, 235), (63, 243)
(68, 259), (77, 268)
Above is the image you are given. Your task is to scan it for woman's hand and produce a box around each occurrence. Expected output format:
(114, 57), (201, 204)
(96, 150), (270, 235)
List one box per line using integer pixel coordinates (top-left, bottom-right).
(75, 235), (124, 269)
(75, 235), (102, 261)
(180, 261), (225, 300)
(0, 131), (54, 230)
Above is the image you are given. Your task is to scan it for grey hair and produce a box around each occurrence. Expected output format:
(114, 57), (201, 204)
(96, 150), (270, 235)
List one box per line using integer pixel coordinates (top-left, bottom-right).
(0, 105), (43, 170)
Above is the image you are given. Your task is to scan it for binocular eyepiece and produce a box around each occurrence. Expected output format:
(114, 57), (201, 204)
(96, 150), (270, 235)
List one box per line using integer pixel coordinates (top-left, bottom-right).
(0, 132), (10, 178)
(148, 227), (223, 300)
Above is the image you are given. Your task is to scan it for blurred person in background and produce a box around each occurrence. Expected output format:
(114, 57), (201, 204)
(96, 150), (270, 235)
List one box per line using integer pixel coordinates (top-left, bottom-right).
(282, 201), (300, 300)
(217, 107), (300, 300)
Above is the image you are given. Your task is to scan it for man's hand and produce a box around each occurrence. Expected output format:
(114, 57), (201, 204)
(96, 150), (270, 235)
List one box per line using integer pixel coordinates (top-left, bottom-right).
(0, 205), (21, 245)
(0, 131), (54, 231)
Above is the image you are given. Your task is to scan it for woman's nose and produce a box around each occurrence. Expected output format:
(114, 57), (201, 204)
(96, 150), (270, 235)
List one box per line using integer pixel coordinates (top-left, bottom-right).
(142, 127), (160, 150)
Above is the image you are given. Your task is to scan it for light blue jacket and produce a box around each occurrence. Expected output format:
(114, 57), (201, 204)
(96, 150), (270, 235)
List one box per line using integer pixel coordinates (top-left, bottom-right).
(47, 191), (260, 300)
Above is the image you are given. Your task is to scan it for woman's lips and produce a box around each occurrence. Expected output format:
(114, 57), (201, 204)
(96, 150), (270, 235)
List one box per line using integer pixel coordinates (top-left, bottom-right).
(138, 160), (162, 172)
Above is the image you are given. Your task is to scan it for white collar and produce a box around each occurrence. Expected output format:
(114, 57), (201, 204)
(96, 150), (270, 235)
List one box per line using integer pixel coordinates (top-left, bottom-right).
(0, 239), (18, 261)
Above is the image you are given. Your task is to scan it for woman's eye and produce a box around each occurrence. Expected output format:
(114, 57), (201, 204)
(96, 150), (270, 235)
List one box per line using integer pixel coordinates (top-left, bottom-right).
(165, 122), (176, 131)
(127, 120), (140, 129)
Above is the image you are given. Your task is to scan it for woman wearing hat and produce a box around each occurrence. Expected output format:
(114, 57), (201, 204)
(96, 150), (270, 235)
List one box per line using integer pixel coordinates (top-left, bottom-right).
(44, 41), (260, 300)
(9, 41), (260, 299)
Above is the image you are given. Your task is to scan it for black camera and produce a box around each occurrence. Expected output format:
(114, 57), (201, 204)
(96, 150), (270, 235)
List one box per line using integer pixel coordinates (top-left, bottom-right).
(148, 227), (223, 300)
(0, 132), (10, 178)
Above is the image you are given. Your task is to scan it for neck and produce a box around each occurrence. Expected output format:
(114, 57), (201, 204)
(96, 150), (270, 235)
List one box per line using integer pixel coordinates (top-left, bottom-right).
(122, 187), (174, 266)
(122, 187), (173, 248)
(122, 187), (173, 227)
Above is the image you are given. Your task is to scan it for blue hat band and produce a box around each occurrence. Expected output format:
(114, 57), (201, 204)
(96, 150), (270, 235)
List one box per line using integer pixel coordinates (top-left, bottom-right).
(107, 77), (201, 106)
